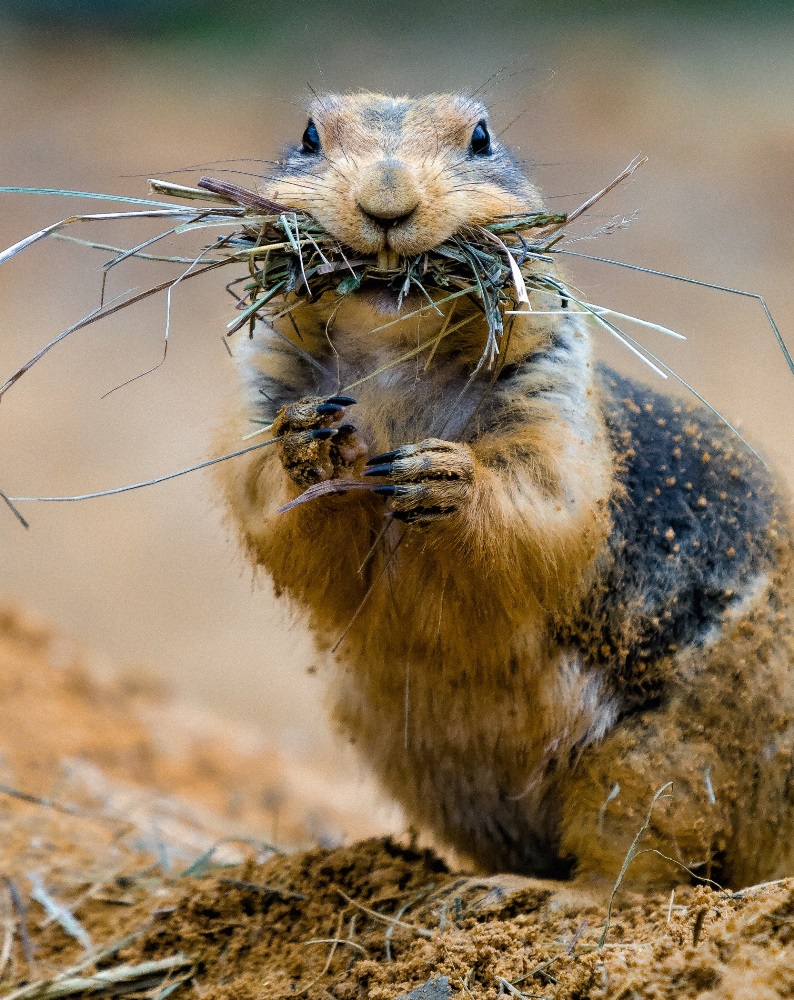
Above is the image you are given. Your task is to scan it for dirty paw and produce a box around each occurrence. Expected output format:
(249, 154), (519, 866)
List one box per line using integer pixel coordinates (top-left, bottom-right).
(362, 438), (474, 524)
(271, 395), (365, 487)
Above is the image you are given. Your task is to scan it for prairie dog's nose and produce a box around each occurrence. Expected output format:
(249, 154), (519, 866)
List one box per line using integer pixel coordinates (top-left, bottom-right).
(357, 159), (420, 227)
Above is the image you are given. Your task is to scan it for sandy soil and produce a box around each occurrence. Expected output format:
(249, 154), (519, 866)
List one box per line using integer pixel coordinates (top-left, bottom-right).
(1, 606), (792, 1000)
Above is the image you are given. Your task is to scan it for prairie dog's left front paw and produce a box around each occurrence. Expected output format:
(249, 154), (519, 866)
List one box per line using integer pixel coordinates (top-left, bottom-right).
(362, 438), (474, 524)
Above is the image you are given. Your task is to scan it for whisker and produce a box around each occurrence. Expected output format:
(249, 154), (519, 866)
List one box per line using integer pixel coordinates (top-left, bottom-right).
(123, 158), (284, 178)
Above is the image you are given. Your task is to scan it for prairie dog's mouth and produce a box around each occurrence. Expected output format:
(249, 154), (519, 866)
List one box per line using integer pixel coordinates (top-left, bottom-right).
(347, 244), (433, 272)
(376, 249), (401, 271)
(354, 235), (447, 273)
(345, 230), (436, 267)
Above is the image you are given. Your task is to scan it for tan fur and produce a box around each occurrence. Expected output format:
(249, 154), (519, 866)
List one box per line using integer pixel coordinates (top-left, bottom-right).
(216, 93), (794, 887)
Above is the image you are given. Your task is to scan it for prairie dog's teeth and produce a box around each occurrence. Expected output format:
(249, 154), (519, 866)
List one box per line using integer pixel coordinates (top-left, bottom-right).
(376, 250), (400, 271)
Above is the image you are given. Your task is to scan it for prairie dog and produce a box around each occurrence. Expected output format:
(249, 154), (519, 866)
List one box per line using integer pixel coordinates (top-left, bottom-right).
(218, 93), (794, 885)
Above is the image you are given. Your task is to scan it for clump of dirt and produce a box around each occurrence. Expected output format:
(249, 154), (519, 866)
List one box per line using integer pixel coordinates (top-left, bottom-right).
(0, 602), (392, 979)
(46, 839), (794, 1000)
(1, 604), (793, 999)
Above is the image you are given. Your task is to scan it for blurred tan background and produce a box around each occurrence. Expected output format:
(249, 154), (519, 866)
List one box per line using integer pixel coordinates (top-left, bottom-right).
(0, 1), (792, 777)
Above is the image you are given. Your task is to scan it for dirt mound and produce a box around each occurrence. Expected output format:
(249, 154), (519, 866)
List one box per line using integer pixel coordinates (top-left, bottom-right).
(122, 839), (794, 1000)
(0, 606), (792, 998)
(19, 839), (794, 1000)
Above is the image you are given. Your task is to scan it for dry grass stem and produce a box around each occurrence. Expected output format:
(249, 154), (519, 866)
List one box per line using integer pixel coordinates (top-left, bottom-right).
(1, 154), (790, 525)
(337, 891), (434, 940)
(598, 782), (673, 949)
(2, 956), (192, 1000)
(28, 874), (92, 953)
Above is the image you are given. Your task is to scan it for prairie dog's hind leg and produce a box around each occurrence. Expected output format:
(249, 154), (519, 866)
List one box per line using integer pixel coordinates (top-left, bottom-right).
(558, 619), (794, 889)
(558, 709), (729, 889)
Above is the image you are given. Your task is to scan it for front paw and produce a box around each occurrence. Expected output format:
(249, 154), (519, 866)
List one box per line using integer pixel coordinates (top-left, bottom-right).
(362, 438), (474, 524)
(271, 395), (366, 488)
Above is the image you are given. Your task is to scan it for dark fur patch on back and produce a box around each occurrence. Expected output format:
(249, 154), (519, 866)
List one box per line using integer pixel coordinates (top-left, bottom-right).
(555, 367), (785, 711)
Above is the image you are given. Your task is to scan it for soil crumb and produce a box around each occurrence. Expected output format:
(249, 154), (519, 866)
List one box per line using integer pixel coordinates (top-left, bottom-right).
(0, 604), (792, 998)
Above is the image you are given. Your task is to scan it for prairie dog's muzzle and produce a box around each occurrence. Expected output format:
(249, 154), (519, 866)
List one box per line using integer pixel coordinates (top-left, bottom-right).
(356, 158), (420, 228)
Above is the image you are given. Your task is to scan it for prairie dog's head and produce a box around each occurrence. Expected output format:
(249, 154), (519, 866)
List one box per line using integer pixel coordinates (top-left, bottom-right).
(266, 92), (544, 258)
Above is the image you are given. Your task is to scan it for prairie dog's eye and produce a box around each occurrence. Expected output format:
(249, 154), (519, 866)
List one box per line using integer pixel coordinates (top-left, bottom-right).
(302, 120), (321, 154)
(470, 120), (491, 156)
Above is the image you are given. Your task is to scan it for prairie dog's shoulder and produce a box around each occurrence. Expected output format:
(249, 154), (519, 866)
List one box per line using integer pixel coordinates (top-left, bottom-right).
(262, 91), (543, 261)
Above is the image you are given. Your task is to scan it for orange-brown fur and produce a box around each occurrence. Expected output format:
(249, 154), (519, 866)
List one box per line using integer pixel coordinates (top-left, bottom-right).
(217, 93), (794, 886)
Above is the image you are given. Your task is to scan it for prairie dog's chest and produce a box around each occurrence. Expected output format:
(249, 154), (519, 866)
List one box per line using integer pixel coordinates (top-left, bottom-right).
(323, 329), (482, 447)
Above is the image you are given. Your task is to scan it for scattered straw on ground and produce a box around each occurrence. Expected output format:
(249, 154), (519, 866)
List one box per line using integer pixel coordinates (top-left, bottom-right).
(0, 605), (792, 999)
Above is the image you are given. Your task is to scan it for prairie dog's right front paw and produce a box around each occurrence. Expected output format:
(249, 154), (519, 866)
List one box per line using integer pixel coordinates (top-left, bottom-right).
(271, 396), (364, 487)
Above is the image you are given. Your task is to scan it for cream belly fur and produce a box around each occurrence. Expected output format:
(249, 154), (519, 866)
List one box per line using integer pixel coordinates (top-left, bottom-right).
(218, 92), (794, 886)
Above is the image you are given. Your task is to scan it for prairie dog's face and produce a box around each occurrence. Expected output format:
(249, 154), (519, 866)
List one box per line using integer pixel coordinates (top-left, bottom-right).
(266, 92), (543, 258)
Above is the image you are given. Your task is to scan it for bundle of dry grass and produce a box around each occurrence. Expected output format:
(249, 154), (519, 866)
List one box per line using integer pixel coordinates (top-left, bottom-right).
(0, 155), (791, 520)
(0, 156), (645, 396)
(148, 165), (628, 372)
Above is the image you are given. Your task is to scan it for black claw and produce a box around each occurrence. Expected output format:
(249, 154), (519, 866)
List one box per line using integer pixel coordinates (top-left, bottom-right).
(361, 464), (394, 478)
(373, 485), (398, 497)
(325, 395), (357, 406)
(366, 449), (403, 466)
(336, 423), (356, 434)
(311, 428), (338, 440)
(315, 403), (344, 416)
